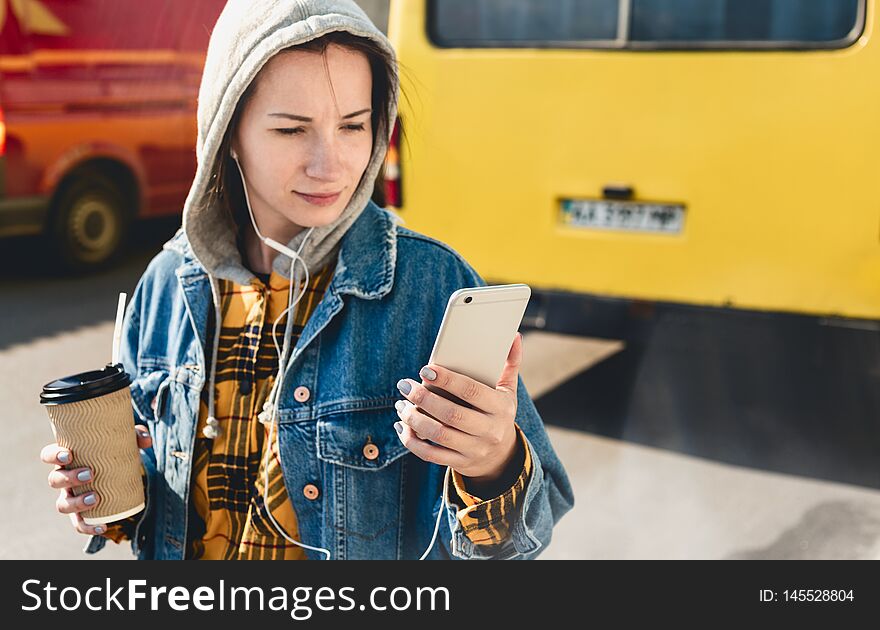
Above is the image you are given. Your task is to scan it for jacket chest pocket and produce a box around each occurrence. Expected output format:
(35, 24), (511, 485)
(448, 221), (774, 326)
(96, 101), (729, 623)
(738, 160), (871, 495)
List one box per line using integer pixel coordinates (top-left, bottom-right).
(317, 403), (407, 470)
(316, 404), (408, 548)
(130, 360), (203, 426)
(129, 362), (172, 426)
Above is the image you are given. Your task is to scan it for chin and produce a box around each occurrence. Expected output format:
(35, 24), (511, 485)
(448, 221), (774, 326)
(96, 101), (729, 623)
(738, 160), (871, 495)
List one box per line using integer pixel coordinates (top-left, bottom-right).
(284, 209), (344, 230)
(292, 198), (350, 225)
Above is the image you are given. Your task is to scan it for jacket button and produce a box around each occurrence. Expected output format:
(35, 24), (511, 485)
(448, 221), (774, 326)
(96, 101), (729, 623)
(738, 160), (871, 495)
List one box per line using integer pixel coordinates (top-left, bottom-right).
(363, 443), (379, 461)
(303, 484), (320, 500)
(294, 386), (310, 402)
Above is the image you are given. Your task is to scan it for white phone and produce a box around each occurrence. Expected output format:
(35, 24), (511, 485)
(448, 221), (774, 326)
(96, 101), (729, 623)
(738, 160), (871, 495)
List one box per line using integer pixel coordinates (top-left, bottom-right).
(424, 283), (531, 410)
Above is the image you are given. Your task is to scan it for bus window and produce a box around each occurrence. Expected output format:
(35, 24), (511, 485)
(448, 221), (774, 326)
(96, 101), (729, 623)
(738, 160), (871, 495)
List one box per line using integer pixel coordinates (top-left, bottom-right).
(630, 0), (862, 45)
(429, 0), (865, 49)
(431, 0), (621, 45)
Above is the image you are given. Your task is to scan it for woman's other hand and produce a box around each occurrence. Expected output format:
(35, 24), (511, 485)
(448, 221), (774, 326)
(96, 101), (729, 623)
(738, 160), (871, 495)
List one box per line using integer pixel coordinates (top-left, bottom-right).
(40, 425), (152, 536)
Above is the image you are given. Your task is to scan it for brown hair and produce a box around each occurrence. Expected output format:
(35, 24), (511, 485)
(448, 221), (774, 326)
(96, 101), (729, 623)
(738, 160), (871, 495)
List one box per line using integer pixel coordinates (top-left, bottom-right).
(206, 31), (404, 243)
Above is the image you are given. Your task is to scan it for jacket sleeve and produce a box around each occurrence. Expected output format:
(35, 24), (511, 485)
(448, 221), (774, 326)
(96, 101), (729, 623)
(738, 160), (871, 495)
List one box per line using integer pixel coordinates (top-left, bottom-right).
(442, 373), (575, 559)
(447, 424), (531, 546)
(82, 272), (157, 557)
(437, 259), (575, 559)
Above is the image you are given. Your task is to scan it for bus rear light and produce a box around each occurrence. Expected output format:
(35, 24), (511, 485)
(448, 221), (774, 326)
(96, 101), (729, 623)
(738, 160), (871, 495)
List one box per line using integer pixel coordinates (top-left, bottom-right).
(383, 117), (402, 208)
(0, 106), (6, 156)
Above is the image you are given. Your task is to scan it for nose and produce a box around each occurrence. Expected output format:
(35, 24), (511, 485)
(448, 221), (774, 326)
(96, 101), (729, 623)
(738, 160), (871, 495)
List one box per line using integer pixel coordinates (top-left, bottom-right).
(304, 135), (344, 182)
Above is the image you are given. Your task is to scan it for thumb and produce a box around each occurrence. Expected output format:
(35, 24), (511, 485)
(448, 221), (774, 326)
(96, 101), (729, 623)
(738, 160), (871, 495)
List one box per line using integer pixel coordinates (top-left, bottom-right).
(134, 425), (152, 449)
(495, 332), (523, 397)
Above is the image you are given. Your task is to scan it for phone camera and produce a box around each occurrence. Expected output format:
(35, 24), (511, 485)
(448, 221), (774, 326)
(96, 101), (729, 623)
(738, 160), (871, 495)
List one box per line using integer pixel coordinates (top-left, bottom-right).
(464, 296), (473, 304)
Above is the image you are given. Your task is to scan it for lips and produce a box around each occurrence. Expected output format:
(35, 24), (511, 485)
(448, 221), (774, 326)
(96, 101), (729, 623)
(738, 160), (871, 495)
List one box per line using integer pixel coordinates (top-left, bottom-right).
(294, 190), (342, 207)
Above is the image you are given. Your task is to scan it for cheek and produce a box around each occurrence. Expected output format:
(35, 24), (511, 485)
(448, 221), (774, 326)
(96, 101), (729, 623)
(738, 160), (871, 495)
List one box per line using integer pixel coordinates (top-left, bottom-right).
(262, 144), (307, 186)
(256, 160), (292, 192)
(350, 135), (374, 174)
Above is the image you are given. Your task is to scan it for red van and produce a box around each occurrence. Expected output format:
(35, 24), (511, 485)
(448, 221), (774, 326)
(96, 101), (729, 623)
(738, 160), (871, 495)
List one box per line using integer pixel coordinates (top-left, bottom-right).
(0, 0), (226, 271)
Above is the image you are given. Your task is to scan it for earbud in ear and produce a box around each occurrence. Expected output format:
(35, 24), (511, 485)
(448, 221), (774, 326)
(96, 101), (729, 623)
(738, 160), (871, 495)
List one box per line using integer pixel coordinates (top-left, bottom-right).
(230, 148), (238, 160)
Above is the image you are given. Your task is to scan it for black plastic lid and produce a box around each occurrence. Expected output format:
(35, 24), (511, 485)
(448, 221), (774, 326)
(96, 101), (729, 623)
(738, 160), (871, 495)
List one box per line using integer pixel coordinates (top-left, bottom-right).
(40, 363), (131, 405)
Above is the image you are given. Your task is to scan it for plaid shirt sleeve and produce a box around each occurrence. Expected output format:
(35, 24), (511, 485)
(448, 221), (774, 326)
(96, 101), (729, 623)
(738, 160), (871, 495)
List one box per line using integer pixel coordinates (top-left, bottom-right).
(446, 424), (532, 547)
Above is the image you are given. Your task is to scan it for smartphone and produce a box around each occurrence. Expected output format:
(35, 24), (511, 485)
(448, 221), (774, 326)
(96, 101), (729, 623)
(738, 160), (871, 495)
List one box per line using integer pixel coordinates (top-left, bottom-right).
(423, 284), (531, 411)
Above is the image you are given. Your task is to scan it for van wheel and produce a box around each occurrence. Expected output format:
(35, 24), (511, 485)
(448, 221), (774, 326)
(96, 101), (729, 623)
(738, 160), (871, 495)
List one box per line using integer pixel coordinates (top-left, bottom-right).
(48, 172), (131, 273)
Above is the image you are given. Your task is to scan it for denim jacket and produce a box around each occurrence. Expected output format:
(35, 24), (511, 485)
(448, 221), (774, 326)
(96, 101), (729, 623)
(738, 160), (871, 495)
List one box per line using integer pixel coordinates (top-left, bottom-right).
(84, 202), (574, 559)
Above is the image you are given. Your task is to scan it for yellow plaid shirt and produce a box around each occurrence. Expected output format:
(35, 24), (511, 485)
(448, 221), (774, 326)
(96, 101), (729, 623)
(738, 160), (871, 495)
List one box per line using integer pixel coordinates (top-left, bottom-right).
(103, 260), (531, 557)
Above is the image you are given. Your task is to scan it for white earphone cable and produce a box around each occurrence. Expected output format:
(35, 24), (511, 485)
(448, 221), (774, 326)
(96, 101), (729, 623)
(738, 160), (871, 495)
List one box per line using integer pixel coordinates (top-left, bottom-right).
(232, 151), (447, 560)
(234, 151), (330, 559)
(419, 466), (451, 560)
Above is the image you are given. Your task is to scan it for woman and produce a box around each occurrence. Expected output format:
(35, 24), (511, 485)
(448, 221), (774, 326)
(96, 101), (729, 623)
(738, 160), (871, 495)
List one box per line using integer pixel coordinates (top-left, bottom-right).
(40, 0), (573, 560)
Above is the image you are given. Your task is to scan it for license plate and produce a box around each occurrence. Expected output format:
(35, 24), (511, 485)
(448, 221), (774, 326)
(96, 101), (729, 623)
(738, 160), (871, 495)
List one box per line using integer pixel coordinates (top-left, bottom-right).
(561, 199), (685, 234)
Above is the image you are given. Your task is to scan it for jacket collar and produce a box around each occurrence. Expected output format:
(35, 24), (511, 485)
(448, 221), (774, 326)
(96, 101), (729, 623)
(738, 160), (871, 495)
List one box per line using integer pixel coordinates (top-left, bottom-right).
(166, 200), (399, 300)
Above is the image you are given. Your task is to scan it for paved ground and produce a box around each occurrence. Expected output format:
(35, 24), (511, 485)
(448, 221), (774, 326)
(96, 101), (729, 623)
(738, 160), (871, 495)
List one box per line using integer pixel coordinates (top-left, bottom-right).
(2, 220), (879, 560)
(541, 424), (880, 560)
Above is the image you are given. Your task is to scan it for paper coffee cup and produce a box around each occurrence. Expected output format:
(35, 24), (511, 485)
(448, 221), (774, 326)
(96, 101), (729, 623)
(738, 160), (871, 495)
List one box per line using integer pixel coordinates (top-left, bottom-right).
(40, 363), (145, 525)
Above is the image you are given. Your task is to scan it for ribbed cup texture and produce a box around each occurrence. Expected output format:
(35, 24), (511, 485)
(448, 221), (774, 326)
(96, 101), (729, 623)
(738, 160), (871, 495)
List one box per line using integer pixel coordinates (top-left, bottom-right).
(45, 387), (145, 524)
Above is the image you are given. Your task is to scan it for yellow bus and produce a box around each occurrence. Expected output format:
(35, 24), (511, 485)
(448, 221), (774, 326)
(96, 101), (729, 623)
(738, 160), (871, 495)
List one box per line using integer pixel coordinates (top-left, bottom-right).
(386, 0), (880, 488)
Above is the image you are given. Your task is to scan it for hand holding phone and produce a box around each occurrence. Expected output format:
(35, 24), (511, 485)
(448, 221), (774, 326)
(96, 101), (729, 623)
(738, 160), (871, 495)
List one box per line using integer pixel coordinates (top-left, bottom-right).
(394, 284), (530, 487)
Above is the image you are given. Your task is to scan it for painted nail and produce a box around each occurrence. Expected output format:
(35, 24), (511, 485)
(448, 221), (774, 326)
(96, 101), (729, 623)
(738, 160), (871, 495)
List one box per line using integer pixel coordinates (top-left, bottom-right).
(94, 526), (105, 535)
(395, 400), (405, 413)
(58, 451), (70, 464)
(419, 366), (437, 381)
(77, 469), (92, 482)
(396, 379), (412, 395)
(138, 431), (150, 438)
(83, 493), (97, 506)
(394, 422), (403, 434)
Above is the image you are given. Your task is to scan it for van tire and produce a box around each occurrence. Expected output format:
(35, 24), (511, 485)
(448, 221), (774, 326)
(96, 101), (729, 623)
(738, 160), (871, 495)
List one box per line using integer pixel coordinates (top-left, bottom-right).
(47, 171), (131, 273)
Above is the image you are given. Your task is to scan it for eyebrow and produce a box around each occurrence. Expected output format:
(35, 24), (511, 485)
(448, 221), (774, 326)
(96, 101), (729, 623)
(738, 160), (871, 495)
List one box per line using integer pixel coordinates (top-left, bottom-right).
(268, 108), (372, 122)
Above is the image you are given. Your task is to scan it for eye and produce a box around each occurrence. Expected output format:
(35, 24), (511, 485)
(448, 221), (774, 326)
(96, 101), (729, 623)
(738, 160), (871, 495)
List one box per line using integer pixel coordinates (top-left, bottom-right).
(344, 123), (366, 132)
(274, 128), (304, 135)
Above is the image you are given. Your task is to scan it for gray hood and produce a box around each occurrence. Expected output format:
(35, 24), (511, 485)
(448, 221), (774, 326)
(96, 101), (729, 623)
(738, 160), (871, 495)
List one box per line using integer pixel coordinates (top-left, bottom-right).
(182, 0), (398, 285)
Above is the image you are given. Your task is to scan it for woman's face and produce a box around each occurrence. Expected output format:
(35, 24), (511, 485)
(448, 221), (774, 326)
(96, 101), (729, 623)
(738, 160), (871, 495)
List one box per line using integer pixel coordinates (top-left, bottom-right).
(231, 44), (374, 234)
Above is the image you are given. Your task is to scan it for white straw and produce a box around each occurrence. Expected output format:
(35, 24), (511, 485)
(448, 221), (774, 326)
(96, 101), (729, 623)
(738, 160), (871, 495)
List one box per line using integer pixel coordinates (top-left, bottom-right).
(111, 292), (127, 366)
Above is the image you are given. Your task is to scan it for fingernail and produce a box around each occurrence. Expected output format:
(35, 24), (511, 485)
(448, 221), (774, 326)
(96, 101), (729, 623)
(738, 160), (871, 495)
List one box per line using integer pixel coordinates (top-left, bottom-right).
(83, 493), (97, 506)
(58, 451), (70, 464)
(77, 469), (92, 482)
(138, 431), (149, 438)
(419, 366), (437, 381)
(394, 422), (403, 434)
(396, 379), (412, 395)
(94, 526), (105, 535)
(395, 400), (405, 413)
